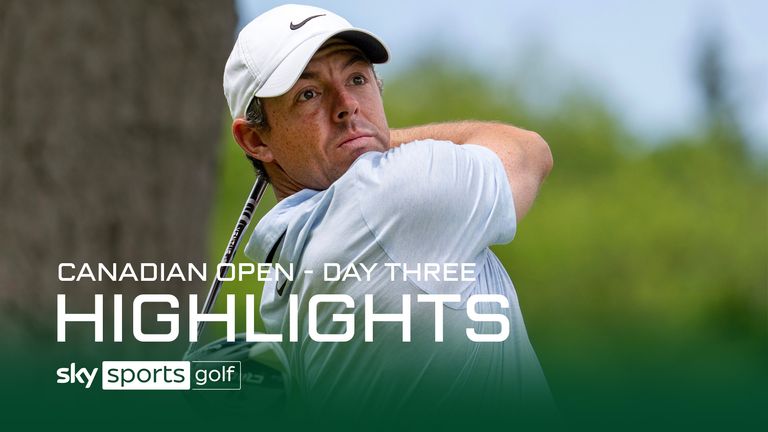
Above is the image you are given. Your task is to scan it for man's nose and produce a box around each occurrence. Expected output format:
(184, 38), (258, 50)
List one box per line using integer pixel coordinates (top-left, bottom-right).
(332, 87), (359, 122)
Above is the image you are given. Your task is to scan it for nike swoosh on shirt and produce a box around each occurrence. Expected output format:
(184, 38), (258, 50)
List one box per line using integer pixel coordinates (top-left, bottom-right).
(290, 14), (325, 30)
(266, 230), (287, 296)
(276, 280), (287, 296)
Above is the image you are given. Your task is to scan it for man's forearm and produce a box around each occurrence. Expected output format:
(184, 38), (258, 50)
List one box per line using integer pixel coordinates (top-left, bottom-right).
(390, 121), (500, 148)
(390, 121), (542, 148)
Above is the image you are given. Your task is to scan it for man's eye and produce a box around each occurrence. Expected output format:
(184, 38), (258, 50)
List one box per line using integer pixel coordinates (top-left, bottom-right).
(298, 89), (317, 101)
(351, 75), (366, 85)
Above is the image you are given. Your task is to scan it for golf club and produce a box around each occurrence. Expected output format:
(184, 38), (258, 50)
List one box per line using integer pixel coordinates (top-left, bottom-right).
(181, 173), (291, 410)
(184, 173), (268, 359)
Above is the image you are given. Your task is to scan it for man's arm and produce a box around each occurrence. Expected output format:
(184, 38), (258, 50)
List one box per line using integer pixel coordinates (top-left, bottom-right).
(390, 121), (553, 222)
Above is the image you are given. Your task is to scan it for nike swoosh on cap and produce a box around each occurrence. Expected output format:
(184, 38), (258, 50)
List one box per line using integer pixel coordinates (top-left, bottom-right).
(290, 14), (325, 30)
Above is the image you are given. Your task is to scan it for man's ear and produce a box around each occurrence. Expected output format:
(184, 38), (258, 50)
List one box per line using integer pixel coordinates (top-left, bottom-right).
(232, 119), (274, 163)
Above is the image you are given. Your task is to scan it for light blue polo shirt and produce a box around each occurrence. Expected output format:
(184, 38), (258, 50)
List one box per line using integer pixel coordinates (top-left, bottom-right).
(244, 139), (553, 413)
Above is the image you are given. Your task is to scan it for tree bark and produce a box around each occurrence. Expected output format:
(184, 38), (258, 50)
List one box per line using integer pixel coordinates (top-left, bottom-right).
(0, 0), (236, 357)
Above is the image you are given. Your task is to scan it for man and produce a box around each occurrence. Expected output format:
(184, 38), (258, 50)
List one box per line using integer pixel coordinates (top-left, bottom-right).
(224, 4), (554, 417)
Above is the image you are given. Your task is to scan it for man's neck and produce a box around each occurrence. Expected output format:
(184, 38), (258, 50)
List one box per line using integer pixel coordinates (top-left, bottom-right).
(265, 165), (303, 202)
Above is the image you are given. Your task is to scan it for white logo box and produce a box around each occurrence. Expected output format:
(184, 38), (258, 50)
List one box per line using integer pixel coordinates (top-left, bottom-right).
(102, 361), (191, 390)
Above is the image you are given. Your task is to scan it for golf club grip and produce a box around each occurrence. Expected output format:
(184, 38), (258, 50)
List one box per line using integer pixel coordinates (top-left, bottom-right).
(185, 175), (268, 358)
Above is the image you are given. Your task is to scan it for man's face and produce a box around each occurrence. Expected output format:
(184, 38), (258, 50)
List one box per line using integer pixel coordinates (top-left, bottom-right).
(257, 41), (390, 191)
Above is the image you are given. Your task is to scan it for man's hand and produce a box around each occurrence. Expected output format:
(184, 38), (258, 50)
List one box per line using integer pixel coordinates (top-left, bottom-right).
(389, 122), (553, 222)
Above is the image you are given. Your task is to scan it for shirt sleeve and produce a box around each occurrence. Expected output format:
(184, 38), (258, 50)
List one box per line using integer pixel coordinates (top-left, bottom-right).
(352, 139), (516, 296)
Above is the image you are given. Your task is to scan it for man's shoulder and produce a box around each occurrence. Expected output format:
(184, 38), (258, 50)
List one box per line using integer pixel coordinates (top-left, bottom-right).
(344, 140), (446, 195)
(356, 139), (451, 165)
(350, 139), (455, 181)
(354, 139), (499, 171)
(347, 139), (500, 192)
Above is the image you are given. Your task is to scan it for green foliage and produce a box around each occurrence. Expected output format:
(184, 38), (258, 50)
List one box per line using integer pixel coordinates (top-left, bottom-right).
(382, 58), (766, 336)
(384, 58), (768, 423)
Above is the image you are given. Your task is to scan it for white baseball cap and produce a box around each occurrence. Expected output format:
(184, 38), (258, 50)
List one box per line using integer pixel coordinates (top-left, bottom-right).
(223, 4), (389, 119)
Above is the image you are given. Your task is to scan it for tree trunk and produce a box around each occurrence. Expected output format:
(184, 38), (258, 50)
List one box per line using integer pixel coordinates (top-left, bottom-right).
(0, 0), (236, 357)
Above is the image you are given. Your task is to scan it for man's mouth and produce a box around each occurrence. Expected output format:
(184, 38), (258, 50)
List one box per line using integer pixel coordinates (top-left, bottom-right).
(338, 133), (373, 148)
(338, 134), (373, 148)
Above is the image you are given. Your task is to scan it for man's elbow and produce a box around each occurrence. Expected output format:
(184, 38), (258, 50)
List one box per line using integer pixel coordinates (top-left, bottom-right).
(528, 131), (553, 180)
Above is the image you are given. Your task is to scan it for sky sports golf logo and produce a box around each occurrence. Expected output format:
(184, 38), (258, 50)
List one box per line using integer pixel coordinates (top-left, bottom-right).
(56, 361), (241, 390)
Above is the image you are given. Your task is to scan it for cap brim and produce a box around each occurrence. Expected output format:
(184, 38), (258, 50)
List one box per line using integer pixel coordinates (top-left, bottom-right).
(255, 28), (389, 98)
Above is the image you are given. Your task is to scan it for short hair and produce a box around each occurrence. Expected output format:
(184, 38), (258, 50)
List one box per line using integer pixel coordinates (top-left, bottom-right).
(244, 97), (269, 179)
(241, 62), (383, 178)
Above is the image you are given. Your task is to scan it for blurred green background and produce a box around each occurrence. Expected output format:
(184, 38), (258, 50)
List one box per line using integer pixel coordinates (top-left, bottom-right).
(208, 34), (767, 429)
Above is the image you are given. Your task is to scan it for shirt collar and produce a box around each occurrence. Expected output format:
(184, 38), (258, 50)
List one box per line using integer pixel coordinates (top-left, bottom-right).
(243, 188), (318, 263)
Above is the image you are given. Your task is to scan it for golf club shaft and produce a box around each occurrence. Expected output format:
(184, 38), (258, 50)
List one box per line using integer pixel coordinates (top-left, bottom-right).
(184, 174), (268, 358)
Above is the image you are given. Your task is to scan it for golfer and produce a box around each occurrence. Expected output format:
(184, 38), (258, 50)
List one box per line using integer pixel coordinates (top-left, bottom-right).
(224, 4), (554, 416)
